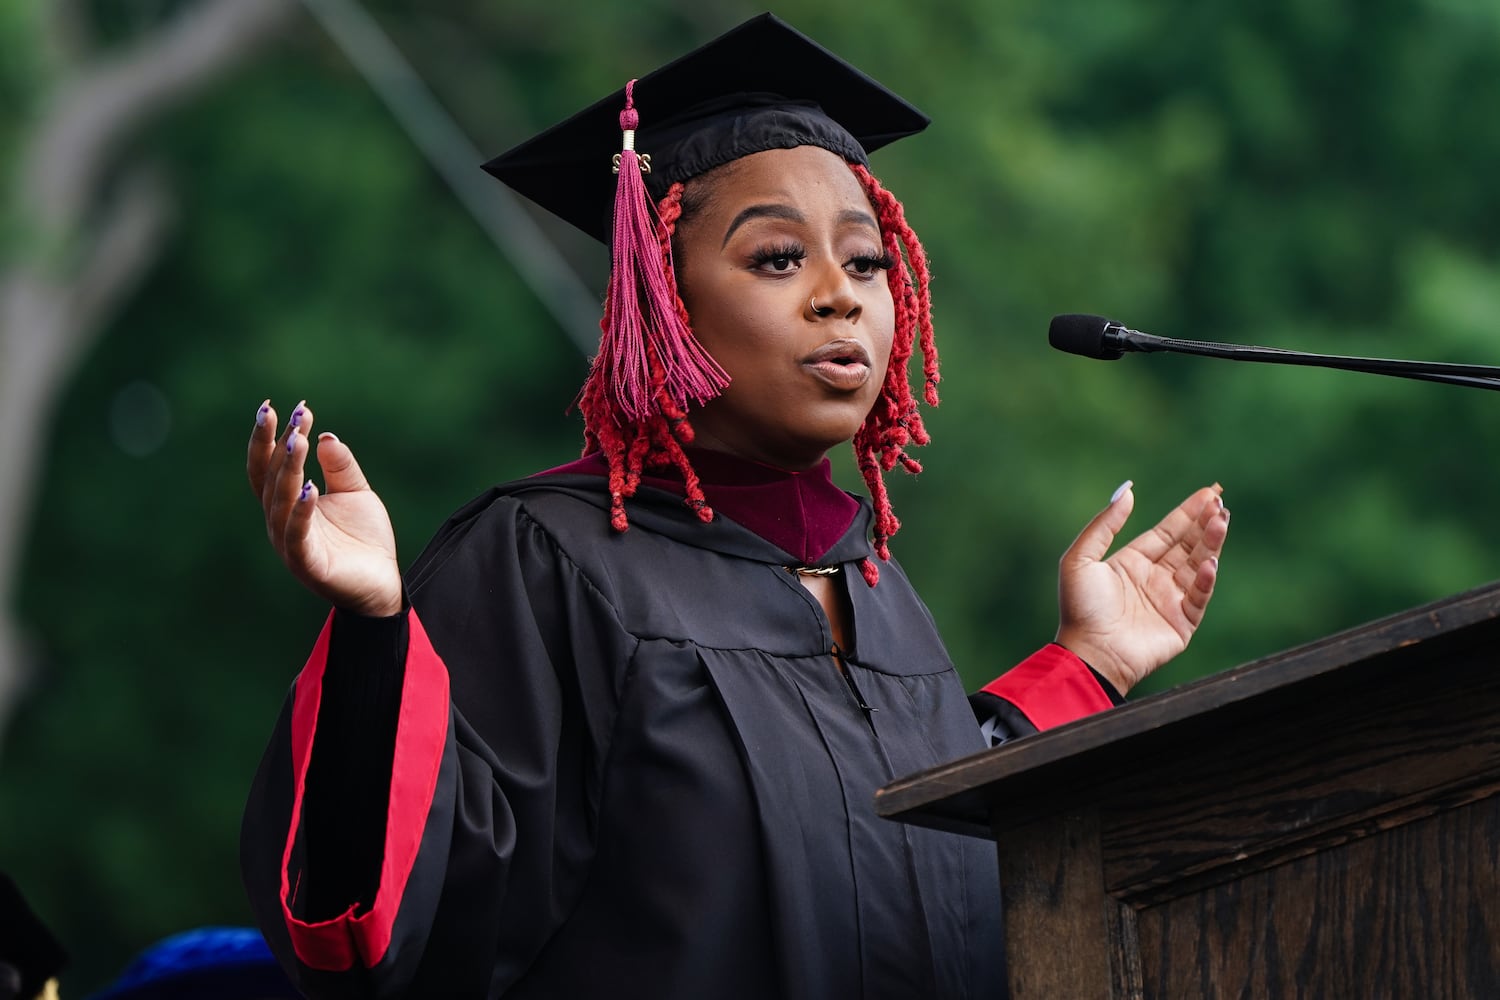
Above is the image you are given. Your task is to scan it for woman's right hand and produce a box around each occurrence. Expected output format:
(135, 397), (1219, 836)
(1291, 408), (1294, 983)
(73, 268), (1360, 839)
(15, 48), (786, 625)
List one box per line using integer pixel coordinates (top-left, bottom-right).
(247, 400), (403, 617)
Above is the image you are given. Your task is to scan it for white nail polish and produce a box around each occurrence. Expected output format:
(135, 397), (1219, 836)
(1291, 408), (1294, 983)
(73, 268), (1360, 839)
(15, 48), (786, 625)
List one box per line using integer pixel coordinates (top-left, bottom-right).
(1110, 479), (1133, 505)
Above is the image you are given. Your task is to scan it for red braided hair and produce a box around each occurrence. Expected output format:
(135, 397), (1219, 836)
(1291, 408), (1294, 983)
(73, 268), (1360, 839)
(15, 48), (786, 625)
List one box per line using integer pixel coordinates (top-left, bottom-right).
(576, 165), (939, 586)
(849, 163), (938, 586)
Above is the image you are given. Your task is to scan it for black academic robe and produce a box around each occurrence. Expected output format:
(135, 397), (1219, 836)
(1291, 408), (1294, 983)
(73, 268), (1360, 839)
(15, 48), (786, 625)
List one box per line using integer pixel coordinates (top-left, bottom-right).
(241, 473), (1104, 999)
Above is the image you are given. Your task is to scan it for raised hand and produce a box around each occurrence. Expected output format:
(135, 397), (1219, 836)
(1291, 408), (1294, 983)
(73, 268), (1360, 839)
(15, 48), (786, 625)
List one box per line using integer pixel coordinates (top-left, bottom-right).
(1054, 481), (1230, 695)
(247, 400), (403, 617)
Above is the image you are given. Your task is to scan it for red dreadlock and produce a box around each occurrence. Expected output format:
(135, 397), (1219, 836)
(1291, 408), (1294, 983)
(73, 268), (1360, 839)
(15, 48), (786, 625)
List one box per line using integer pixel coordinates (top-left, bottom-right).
(849, 163), (938, 586)
(576, 165), (939, 586)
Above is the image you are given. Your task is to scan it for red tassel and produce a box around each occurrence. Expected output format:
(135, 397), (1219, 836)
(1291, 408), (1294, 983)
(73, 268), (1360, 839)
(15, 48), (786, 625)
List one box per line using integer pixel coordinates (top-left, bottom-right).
(605, 81), (728, 422)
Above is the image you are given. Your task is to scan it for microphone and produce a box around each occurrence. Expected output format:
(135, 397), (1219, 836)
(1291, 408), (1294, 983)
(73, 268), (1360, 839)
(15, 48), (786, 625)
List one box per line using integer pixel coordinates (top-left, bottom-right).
(1048, 314), (1500, 391)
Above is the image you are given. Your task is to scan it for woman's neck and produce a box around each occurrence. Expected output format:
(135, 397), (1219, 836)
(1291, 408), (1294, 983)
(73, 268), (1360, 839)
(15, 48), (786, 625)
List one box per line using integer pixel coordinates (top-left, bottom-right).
(543, 448), (859, 564)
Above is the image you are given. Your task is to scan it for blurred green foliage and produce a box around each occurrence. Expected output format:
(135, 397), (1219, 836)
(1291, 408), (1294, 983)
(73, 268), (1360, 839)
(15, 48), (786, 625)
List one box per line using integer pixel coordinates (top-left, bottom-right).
(4, 0), (1500, 989)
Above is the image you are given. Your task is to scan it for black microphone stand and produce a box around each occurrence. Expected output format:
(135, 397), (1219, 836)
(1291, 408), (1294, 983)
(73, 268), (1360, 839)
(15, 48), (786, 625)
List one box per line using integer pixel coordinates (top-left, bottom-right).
(1102, 322), (1500, 392)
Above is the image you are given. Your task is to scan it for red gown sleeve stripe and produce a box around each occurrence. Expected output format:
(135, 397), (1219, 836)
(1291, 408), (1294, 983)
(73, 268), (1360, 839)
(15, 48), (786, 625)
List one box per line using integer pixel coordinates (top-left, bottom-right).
(279, 609), (450, 970)
(980, 644), (1115, 731)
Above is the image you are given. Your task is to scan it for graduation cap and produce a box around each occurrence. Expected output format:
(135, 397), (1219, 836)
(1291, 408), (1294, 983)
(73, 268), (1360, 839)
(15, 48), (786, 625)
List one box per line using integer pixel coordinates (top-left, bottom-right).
(85, 926), (300, 1000)
(0, 873), (67, 1000)
(482, 13), (930, 423)
(481, 12), (929, 244)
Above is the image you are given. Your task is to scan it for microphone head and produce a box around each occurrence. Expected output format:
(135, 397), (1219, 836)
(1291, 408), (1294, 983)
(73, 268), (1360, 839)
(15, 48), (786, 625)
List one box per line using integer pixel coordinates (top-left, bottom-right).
(1048, 313), (1124, 360)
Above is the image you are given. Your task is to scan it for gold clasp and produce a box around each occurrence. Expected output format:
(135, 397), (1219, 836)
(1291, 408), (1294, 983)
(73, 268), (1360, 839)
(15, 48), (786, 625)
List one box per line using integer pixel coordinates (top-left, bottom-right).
(611, 151), (651, 176)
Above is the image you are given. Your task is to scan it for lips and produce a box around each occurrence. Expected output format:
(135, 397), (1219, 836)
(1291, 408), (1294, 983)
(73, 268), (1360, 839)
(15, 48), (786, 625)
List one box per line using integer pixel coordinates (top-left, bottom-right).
(802, 339), (872, 390)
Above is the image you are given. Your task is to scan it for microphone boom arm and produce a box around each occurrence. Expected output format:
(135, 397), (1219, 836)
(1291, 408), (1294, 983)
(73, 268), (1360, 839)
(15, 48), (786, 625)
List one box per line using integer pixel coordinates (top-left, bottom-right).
(1107, 324), (1500, 392)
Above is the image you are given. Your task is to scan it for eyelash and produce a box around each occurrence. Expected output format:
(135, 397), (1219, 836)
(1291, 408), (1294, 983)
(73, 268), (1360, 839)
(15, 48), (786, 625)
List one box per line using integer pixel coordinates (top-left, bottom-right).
(748, 243), (803, 272)
(851, 251), (898, 275)
(749, 243), (896, 276)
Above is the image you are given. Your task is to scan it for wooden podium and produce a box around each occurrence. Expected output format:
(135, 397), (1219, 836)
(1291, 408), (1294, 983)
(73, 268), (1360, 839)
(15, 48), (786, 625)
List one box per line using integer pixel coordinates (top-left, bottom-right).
(875, 583), (1500, 998)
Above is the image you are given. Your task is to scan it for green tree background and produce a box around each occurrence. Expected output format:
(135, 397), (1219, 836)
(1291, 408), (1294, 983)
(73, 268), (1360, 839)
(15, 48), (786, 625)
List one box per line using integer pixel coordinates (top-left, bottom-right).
(4, 0), (1500, 989)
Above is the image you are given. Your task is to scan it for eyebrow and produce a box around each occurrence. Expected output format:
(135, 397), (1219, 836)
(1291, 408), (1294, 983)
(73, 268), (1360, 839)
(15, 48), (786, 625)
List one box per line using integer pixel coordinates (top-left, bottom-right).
(720, 204), (880, 248)
(722, 204), (803, 247)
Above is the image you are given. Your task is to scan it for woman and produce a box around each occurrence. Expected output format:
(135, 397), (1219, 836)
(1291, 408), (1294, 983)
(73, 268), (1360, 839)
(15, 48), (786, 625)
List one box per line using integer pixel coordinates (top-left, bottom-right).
(241, 14), (1228, 999)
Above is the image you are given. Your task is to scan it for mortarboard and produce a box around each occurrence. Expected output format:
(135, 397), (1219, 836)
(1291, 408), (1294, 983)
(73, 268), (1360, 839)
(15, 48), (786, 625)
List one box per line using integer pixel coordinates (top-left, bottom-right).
(482, 12), (930, 245)
(86, 926), (300, 1000)
(0, 873), (67, 1000)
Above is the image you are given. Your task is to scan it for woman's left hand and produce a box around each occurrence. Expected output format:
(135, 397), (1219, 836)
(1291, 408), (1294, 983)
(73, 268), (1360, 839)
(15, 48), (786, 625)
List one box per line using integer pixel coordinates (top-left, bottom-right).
(1055, 481), (1230, 695)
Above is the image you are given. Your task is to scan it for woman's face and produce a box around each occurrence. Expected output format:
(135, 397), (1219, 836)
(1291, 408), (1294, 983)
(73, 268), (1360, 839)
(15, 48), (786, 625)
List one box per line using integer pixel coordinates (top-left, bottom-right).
(673, 145), (895, 471)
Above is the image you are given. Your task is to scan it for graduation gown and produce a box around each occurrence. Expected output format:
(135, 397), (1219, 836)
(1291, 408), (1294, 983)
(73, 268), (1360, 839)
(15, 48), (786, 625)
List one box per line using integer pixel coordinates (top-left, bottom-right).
(241, 463), (1114, 999)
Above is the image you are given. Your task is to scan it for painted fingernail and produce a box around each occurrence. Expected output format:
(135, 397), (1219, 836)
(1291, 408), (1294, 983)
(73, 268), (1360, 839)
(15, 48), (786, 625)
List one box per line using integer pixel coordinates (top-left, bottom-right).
(290, 400), (307, 427)
(299, 480), (313, 502)
(286, 424), (299, 453)
(1110, 479), (1133, 504)
(255, 400), (270, 427)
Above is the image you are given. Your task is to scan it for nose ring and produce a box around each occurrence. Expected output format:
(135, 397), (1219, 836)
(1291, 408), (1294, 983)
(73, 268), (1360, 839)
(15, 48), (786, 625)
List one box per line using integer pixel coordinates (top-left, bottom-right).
(810, 296), (818, 313)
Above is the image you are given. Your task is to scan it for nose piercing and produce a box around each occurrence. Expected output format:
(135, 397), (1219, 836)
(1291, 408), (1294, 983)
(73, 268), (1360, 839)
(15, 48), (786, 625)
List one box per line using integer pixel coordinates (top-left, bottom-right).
(810, 296), (818, 313)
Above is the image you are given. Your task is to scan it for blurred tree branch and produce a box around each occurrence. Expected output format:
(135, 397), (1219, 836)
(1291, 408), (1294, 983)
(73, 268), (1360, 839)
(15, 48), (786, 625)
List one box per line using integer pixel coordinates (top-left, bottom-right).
(0, 0), (300, 752)
(300, 0), (602, 353)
